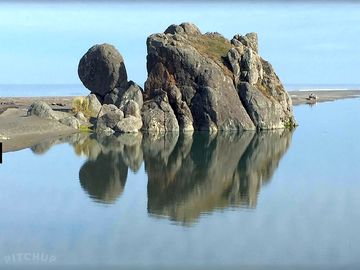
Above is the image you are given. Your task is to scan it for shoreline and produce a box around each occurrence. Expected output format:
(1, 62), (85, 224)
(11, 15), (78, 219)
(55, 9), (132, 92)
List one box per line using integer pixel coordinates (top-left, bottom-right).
(1, 90), (360, 110)
(288, 90), (360, 105)
(1, 90), (360, 153)
(0, 106), (78, 153)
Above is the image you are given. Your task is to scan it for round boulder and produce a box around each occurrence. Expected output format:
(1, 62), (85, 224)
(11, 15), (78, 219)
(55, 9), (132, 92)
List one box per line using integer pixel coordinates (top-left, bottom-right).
(59, 116), (80, 129)
(78, 44), (128, 97)
(27, 101), (59, 120)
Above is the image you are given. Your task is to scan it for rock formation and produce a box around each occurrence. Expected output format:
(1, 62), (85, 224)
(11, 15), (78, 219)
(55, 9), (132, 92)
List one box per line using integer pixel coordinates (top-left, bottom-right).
(77, 23), (296, 134)
(78, 44), (144, 134)
(144, 23), (296, 131)
(78, 44), (128, 97)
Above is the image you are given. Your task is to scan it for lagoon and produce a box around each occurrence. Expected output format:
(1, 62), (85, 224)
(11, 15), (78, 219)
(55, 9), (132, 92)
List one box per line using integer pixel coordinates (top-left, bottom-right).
(0, 98), (360, 268)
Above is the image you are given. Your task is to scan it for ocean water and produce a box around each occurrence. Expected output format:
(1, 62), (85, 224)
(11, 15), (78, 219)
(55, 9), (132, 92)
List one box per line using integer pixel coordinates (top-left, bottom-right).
(285, 84), (360, 91)
(0, 84), (88, 97)
(0, 98), (360, 269)
(1, 84), (360, 98)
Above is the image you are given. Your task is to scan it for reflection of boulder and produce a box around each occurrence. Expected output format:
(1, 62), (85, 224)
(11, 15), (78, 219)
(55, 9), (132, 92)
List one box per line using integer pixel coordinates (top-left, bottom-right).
(31, 133), (90, 155)
(146, 130), (293, 225)
(77, 133), (143, 204)
(79, 152), (128, 204)
(32, 128), (292, 219)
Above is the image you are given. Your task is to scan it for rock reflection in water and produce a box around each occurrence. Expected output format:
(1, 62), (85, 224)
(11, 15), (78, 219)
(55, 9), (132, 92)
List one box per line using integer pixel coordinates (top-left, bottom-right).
(31, 129), (293, 223)
(78, 133), (143, 204)
(145, 130), (293, 225)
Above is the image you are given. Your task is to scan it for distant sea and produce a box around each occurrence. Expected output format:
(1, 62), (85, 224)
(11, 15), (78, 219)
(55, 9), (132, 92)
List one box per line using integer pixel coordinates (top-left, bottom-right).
(0, 84), (360, 97)
(0, 84), (88, 97)
(285, 84), (360, 91)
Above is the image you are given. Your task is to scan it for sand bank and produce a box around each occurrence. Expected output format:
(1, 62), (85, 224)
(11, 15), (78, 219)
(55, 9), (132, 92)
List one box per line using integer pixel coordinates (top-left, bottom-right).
(0, 99), (78, 153)
(289, 90), (360, 105)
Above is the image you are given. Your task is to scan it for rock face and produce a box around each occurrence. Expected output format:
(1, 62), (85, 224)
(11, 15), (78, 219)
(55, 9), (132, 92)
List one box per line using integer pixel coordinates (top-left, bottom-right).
(104, 81), (143, 110)
(78, 44), (128, 97)
(95, 103), (143, 134)
(85, 94), (102, 118)
(78, 23), (296, 133)
(144, 22), (296, 131)
(115, 116), (143, 133)
(141, 89), (179, 133)
(228, 34), (295, 129)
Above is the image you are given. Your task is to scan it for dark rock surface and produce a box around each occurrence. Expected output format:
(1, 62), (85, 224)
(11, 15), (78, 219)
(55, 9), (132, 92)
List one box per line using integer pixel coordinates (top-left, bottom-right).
(78, 44), (128, 97)
(145, 22), (296, 131)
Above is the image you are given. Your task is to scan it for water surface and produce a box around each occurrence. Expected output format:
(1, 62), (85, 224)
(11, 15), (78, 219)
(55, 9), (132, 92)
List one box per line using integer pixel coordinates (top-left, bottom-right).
(1, 98), (360, 269)
(0, 84), (87, 97)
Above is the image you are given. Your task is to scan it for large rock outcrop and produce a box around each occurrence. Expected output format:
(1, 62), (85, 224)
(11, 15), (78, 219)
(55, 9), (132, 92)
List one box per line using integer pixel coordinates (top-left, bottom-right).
(144, 22), (296, 131)
(78, 23), (296, 134)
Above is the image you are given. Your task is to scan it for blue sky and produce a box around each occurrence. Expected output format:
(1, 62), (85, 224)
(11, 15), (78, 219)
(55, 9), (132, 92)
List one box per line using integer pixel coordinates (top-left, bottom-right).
(0, 2), (359, 86)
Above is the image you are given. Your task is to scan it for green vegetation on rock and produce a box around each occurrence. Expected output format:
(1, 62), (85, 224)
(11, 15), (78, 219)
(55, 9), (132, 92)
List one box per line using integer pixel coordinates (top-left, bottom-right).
(189, 34), (233, 76)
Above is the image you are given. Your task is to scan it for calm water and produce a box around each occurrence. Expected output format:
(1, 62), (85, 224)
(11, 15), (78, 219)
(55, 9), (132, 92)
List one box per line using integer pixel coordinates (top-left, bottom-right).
(0, 84), (87, 97)
(1, 98), (360, 269)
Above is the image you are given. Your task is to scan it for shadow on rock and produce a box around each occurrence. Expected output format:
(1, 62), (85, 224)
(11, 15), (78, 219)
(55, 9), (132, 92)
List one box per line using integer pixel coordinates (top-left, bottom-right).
(145, 130), (293, 225)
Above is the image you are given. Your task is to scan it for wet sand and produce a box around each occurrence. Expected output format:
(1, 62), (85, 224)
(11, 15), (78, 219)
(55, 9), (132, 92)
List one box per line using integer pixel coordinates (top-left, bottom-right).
(0, 97), (78, 153)
(289, 90), (360, 105)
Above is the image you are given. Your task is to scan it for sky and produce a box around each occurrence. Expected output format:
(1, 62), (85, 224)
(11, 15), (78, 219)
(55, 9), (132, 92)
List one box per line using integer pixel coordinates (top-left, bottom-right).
(0, 1), (359, 86)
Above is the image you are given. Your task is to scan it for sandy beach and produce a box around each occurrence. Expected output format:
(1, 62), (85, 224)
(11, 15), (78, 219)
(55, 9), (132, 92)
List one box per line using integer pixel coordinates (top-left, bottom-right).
(288, 90), (360, 105)
(0, 97), (78, 152)
(1, 90), (360, 153)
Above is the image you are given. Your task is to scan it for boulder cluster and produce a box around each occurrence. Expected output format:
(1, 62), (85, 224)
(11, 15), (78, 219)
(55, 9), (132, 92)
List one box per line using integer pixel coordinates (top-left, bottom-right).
(73, 22), (296, 134)
(78, 44), (143, 134)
